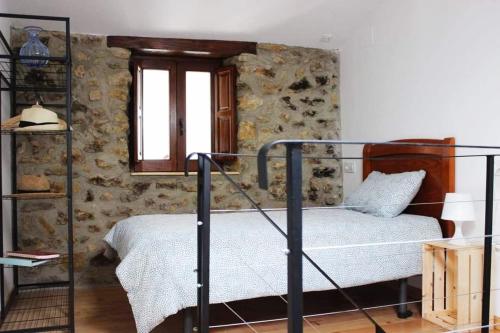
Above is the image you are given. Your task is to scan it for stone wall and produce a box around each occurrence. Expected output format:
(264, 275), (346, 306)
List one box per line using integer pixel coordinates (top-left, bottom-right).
(11, 30), (341, 286)
(225, 44), (342, 205)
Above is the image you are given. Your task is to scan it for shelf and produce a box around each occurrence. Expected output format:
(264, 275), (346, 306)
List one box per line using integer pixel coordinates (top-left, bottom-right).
(0, 55), (68, 63)
(0, 286), (69, 332)
(2, 193), (66, 200)
(0, 128), (69, 136)
(0, 14), (74, 333)
(15, 102), (67, 108)
(0, 59), (67, 93)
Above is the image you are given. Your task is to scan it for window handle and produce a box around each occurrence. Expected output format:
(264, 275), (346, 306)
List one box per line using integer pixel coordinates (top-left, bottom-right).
(179, 119), (184, 136)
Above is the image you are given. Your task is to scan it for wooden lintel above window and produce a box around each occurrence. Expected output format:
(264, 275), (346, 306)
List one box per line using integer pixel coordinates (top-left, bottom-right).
(107, 36), (257, 58)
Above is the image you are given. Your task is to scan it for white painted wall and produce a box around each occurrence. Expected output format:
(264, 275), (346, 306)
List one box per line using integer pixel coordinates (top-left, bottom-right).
(0, 6), (14, 307)
(3, 0), (386, 49)
(340, 0), (500, 237)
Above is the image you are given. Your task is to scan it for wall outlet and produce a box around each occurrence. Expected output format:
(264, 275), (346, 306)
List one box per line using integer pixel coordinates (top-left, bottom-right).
(343, 161), (356, 174)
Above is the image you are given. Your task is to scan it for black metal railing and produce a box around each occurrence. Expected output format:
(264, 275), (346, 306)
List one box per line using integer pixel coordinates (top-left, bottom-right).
(186, 150), (386, 333)
(186, 140), (500, 333)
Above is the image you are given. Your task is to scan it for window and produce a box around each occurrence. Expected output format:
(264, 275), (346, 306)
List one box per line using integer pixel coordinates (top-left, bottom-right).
(131, 57), (236, 172)
(186, 71), (212, 157)
(141, 68), (171, 160)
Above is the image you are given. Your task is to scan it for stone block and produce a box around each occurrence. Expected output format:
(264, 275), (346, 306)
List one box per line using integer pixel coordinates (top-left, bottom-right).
(238, 121), (256, 141)
(89, 89), (102, 101)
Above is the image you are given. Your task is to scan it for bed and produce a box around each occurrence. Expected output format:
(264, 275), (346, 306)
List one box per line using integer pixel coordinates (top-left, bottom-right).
(104, 138), (456, 333)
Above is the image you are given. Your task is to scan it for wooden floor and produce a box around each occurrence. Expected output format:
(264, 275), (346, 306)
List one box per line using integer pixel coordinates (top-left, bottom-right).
(74, 287), (488, 333)
(76, 287), (137, 333)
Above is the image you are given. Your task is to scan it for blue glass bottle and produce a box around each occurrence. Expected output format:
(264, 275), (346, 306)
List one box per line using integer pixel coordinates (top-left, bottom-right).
(19, 26), (49, 68)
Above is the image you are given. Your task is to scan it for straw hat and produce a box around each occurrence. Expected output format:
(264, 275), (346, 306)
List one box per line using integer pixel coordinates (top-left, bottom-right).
(18, 175), (50, 193)
(0, 102), (67, 131)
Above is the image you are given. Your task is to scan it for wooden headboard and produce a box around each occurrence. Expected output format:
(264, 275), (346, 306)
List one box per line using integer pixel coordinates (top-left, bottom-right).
(363, 138), (455, 238)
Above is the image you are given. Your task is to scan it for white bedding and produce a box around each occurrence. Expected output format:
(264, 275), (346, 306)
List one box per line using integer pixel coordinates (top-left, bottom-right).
(104, 209), (442, 333)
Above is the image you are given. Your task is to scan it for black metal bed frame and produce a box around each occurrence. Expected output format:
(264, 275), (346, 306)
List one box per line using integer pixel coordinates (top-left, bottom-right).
(0, 13), (74, 332)
(187, 140), (499, 333)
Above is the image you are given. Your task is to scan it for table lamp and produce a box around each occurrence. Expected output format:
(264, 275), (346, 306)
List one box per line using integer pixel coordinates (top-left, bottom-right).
(441, 193), (475, 244)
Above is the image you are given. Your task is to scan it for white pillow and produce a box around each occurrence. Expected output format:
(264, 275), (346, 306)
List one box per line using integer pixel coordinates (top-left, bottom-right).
(344, 170), (426, 218)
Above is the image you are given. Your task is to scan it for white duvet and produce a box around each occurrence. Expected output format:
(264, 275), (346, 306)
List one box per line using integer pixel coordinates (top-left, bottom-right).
(104, 209), (442, 333)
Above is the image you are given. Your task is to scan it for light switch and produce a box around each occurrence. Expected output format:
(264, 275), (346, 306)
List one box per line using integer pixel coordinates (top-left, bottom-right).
(344, 161), (356, 174)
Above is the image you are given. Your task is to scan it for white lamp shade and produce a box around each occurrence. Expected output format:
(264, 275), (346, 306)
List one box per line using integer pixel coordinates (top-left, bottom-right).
(441, 193), (475, 221)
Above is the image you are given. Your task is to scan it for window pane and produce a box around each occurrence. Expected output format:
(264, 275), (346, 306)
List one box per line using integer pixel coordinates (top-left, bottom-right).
(186, 71), (211, 159)
(142, 69), (170, 160)
(136, 67), (142, 160)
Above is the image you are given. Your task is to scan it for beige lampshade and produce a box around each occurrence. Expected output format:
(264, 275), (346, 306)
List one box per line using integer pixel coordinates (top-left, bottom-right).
(441, 193), (475, 221)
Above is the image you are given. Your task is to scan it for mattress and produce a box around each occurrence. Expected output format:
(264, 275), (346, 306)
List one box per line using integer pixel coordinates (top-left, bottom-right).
(104, 208), (442, 333)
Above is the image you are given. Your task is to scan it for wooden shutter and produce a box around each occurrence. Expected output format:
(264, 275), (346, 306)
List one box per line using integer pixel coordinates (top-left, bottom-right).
(214, 66), (237, 157)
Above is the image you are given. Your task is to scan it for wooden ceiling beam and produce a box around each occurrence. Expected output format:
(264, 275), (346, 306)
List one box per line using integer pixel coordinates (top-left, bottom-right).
(107, 36), (257, 58)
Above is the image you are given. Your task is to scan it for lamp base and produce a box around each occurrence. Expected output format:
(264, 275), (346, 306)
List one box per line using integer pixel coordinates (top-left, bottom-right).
(449, 220), (467, 245)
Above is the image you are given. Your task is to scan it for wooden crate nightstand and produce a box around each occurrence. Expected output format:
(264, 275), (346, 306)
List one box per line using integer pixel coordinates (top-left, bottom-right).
(422, 241), (494, 330)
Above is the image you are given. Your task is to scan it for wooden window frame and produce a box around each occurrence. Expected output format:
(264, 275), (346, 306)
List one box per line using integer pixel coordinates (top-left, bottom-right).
(108, 36), (257, 59)
(132, 58), (177, 172)
(131, 55), (230, 173)
(178, 59), (220, 172)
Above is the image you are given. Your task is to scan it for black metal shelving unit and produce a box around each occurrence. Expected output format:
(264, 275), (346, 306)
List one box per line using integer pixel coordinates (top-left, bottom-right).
(0, 13), (74, 332)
